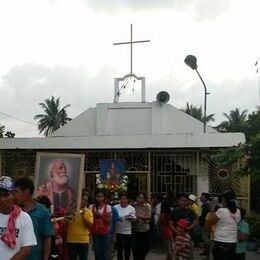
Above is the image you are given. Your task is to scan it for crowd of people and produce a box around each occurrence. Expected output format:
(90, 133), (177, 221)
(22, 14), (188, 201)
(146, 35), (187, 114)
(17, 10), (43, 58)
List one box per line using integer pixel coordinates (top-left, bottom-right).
(152, 191), (249, 260)
(0, 175), (250, 260)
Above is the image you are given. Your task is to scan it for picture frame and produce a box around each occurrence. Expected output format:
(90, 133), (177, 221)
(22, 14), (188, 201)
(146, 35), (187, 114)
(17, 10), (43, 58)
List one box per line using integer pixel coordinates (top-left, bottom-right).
(34, 152), (85, 215)
(100, 159), (125, 184)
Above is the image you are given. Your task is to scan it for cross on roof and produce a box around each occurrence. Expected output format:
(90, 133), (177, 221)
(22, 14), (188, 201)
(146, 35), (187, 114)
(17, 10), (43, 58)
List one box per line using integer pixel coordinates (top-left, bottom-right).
(113, 24), (150, 74)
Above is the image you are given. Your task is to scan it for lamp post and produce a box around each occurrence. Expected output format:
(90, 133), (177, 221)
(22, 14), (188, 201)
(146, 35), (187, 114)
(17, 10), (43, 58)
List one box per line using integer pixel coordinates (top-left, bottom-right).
(184, 55), (209, 133)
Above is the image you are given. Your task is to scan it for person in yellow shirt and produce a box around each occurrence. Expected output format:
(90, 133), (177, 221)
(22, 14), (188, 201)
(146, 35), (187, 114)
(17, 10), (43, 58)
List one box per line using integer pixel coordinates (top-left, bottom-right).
(66, 195), (93, 260)
(188, 194), (201, 246)
(188, 194), (200, 218)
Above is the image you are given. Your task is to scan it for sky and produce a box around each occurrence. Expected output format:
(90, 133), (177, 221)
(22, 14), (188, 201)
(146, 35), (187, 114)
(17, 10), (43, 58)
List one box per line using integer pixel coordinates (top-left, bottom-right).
(0, 0), (259, 137)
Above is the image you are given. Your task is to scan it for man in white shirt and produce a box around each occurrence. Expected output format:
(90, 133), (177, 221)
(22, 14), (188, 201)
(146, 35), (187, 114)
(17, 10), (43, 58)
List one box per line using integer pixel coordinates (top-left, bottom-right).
(0, 176), (37, 260)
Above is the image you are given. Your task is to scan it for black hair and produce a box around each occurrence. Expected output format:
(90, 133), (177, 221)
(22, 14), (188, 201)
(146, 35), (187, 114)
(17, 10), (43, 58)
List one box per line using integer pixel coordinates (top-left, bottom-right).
(36, 195), (51, 209)
(214, 205), (220, 212)
(167, 190), (175, 199)
(201, 192), (210, 200)
(222, 190), (237, 214)
(119, 192), (128, 199)
(227, 200), (237, 214)
(176, 193), (189, 200)
(153, 193), (163, 202)
(239, 207), (246, 219)
(81, 194), (89, 205)
(95, 189), (107, 197)
(83, 189), (93, 204)
(94, 189), (107, 208)
(15, 177), (34, 195)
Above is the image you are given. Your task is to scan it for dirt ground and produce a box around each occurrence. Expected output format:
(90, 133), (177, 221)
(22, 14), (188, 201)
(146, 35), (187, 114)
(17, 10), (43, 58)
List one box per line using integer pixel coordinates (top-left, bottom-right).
(89, 246), (260, 259)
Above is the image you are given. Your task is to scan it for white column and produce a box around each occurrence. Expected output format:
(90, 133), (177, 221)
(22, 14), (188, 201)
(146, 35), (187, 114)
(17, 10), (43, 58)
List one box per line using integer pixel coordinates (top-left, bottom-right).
(196, 152), (209, 197)
(141, 77), (146, 102)
(197, 176), (209, 196)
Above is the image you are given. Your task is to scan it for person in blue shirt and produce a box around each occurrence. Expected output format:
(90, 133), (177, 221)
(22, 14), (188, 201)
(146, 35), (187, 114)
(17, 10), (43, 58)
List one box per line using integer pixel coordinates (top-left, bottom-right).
(236, 208), (249, 260)
(14, 177), (54, 260)
(108, 195), (120, 260)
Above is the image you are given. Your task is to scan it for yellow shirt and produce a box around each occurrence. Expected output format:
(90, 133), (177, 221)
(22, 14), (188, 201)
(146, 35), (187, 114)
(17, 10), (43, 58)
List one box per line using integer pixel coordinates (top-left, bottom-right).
(67, 208), (93, 243)
(190, 203), (200, 218)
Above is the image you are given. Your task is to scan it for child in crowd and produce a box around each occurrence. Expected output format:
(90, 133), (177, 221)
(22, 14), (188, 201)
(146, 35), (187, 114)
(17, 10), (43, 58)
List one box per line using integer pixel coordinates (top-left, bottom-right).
(236, 208), (249, 260)
(174, 219), (192, 260)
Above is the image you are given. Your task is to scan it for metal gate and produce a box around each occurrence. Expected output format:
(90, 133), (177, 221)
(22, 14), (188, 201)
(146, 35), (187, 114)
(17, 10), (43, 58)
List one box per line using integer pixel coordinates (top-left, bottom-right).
(151, 151), (198, 194)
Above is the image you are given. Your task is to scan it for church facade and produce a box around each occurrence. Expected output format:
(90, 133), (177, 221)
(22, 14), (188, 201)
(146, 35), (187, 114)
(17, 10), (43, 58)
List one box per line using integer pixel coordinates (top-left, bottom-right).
(0, 100), (249, 209)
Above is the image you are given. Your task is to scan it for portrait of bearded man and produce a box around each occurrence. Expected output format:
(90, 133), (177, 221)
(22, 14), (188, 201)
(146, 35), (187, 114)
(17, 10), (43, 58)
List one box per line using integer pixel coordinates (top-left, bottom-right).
(36, 159), (77, 213)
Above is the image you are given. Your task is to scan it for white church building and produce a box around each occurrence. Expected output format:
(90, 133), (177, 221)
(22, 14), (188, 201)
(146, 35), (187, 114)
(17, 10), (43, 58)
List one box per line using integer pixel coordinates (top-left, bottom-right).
(0, 85), (248, 208)
(0, 25), (249, 209)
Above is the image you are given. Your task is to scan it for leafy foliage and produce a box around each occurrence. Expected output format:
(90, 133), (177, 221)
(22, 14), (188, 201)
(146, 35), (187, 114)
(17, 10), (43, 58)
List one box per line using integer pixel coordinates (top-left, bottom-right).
(214, 108), (260, 174)
(0, 125), (15, 138)
(213, 107), (260, 211)
(0, 124), (5, 138)
(4, 131), (15, 138)
(245, 108), (260, 140)
(216, 108), (248, 133)
(247, 212), (260, 240)
(182, 102), (215, 123)
(34, 96), (71, 136)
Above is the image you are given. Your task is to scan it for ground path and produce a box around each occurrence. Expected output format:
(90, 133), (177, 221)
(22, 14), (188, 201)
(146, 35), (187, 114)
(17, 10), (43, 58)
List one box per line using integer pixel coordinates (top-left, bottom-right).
(89, 247), (260, 259)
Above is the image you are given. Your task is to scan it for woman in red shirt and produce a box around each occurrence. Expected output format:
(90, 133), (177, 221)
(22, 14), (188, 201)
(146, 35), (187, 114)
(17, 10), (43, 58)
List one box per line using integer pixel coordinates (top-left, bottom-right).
(89, 190), (112, 260)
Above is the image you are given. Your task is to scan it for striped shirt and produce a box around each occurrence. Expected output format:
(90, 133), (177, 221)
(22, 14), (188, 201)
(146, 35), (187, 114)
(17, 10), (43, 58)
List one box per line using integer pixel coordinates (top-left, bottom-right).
(175, 233), (192, 259)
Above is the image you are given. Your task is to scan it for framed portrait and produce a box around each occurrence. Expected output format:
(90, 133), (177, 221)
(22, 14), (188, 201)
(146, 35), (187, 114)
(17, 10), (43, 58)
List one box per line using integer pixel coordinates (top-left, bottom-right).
(100, 159), (125, 185)
(34, 152), (85, 215)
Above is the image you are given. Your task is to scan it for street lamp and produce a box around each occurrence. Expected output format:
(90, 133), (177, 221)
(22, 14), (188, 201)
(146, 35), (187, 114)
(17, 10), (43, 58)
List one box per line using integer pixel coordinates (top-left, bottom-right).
(184, 55), (209, 133)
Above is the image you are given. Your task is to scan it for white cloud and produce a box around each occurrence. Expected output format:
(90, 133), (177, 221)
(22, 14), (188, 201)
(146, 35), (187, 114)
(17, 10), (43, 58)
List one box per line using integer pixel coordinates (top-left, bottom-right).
(0, 64), (116, 136)
(0, 0), (259, 137)
(193, 0), (231, 21)
(86, 0), (193, 11)
(85, 0), (231, 22)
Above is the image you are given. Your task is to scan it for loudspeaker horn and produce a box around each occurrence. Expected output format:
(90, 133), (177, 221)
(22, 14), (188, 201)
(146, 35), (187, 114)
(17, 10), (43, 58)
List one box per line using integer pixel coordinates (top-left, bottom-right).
(156, 91), (170, 104)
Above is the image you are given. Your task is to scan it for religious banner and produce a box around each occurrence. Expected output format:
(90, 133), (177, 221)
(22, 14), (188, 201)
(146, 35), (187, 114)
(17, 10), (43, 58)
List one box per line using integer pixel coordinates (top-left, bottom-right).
(96, 159), (128, 194)
(34, 152), (85, 215)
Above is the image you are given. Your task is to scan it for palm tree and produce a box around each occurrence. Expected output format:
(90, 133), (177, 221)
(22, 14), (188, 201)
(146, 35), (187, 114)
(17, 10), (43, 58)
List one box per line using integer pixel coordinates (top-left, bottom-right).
(217, 108), (247, 132)
(5, 131), (15, 138)
(182, 102), (215, 123)
(0, 124), (5, 138)
(34, 96), (71, 136)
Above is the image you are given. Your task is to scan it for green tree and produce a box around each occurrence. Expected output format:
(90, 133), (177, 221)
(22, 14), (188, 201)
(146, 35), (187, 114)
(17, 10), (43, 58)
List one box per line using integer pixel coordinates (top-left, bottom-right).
(34, 96), (71, 136)
(0, 124), (15, 138)
(4, 131), (15, 138)
(217, 108), (247, 133)
(0, 124), (5, 138)
(245, 107), (260, 139)
(182, 102), (215, 123)
(214, 107), (260, 211)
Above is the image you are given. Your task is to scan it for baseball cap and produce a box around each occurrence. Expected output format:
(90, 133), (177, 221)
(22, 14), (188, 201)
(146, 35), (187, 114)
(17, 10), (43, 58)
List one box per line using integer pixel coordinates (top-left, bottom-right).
(0, 176), (14, 191)
(189, 194), (197, 202)
(177, 219), (190, 229)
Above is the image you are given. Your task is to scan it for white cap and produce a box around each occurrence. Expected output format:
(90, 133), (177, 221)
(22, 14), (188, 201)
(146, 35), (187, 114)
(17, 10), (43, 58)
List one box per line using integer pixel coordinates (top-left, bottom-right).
(189, 194), (197, 202)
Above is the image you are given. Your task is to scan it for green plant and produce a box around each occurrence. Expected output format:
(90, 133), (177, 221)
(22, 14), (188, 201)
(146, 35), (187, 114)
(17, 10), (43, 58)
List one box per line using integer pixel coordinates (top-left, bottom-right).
(246, 212), (260, 241)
